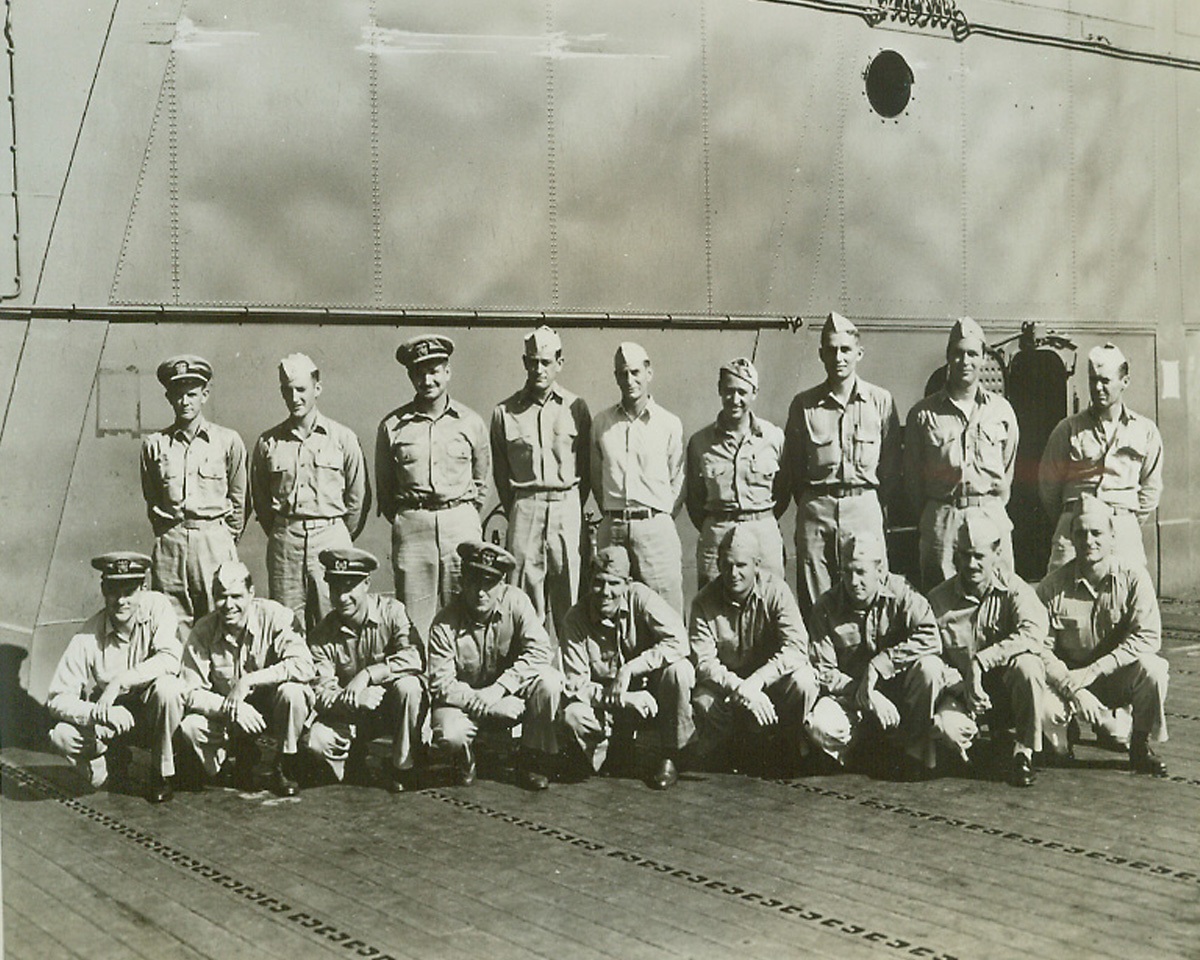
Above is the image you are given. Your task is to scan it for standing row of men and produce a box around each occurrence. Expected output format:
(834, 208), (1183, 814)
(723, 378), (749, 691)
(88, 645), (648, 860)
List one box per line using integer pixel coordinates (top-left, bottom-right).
(45, 315), (1169, 800)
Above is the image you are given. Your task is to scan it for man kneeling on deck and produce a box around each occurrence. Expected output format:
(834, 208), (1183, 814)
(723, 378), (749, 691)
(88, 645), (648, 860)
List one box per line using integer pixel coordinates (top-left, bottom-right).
(302, 548), (426, 793)
(1036, 496), (1169, 776)
(179, 562), (315, 796)
(927, 511), (1050, 787)
(428, 541), (562, 790)
(47, 552), (186, 803)
(559, 546), (694, 789)
(806, 534), (945, 778)
(689, 527), (818, 777)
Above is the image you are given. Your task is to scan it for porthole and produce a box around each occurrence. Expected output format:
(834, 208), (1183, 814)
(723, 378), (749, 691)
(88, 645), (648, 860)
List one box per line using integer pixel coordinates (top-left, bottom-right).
(865, 50), (913, 118)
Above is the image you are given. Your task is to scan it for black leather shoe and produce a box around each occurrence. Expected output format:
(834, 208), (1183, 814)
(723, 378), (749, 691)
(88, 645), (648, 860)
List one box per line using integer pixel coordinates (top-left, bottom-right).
(148, 773), (174, 803)
(649, 757), (678, 790)
(386, 768), (419, 794)
(1130, 742), (1167, 777)
(272, 758), (300, 797)
(453, 745), (476, 787)
(1008, 753), (1036, 788)
(516, 752), (551, 791)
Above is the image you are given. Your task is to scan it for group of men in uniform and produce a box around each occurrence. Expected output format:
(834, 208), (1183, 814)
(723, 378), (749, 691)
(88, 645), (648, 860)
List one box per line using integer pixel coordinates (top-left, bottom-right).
(45, 314), (1170, 802)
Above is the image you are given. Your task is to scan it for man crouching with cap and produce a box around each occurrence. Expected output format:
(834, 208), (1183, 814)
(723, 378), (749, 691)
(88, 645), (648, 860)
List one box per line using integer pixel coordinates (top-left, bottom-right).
(179, 562), (316, 796)
(689, 527), (818, 777)
(141, 355), (247, 626)
(302, 548), (426, 793)
(685, 357), (786, 589)
(559, 546), (694, 789)
(428, 542), (562, 790)
(47, 553), (186, 803)
(1036, 496), (1169, 776)
(927, 510), (1050, 787)
(377, 334), (490, 638)
(806, 534), (945, 778)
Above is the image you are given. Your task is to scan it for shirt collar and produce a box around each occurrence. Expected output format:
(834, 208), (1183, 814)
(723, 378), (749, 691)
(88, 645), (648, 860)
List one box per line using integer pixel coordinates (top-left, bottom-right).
(284, 412), (330, 440)
(616, 397), (658, 422)
(519, 383), (565, 408)
(172, 416), (210, 443)
(1073, 557), (1116, 594)
(1086, 403), (1132, 427)
(819, 377), (863, 408)
(337, 595), (381, 636)
(715, 411), (764, 439)
(398, 397), (462, 423)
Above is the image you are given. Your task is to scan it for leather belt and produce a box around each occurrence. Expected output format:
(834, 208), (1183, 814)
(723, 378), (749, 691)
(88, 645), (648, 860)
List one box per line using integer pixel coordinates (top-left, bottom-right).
(707, 507), (773, 521)
(941, 494), (996, 509)
(179, 517), (227, 529)
(400, 498), (468, 512)
(604, 508), (661, 521)
(1064, 497), (1134, 516)
(514, 488), (575, 502)
(811, 484), (873, 499)
(284, 517), (340, 530)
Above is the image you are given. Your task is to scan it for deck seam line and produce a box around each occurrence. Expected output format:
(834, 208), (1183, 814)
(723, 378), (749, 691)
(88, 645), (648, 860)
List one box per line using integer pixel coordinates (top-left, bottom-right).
(0, 758), (404, 960)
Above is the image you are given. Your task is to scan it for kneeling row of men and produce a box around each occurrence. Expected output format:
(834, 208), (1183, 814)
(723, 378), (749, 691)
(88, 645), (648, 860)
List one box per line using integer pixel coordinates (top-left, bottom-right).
(47, 493), (1168, 803)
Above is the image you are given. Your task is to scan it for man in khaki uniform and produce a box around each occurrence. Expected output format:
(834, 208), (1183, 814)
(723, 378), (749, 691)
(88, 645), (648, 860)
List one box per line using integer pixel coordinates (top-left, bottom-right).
(685, 358), (786, 588)
(559, 546), (693, 790)
(927, 511), (1049, 787)
(179, 562), (316, 796)
(904, 319), (1018, 590)
(690, 527), (818, 775)
(780, 313), (901, 617)
(377, 334), (490, 638)
(47, 552), (186, 803)
(1036, 496), (1169, 777)
(805, 534), (944, 776)
(251, 353), (369, 632)
(491, 326), (591, 636)
(1039, 342), (1163, 571)
(303, 548), (425, 793)
(140, 355), (247, 626)
(428, 542), (562, 791)
(591, 342), (686, 614)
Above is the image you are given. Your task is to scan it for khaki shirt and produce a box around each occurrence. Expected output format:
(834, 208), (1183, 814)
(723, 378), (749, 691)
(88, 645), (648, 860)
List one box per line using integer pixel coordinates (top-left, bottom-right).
(927, 571), (1048, 675)
(376, 398), (489, 519)
(181, 598), (315, 716)
(47, 591), (181, 727)
(560, 582), (688, 706)
(591, 398), (684, 514)
(779, 376), (901, 505)
(490, 384), (591, 512)
(690, 572), (809, 693)
(428, 585), (554, 709)
(140, 417), (248, 538)
(251, 413), (369, 534)
(308, 595), (424, 712)
(1038, 405), (1163, 520)
(808, 573), (940, 692)
(1035, 557), (1161, 678)
(904, 387), (1018, 511)
(685, 413), (785, 527)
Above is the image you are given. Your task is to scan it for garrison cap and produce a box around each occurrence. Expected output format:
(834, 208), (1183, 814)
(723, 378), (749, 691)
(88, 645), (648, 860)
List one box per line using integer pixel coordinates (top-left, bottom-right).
(396, 334), (454, 368)
(948, 317), (987, 349)
(955, 510), (1003, 552)
(821, 311), (858, 339)
(320, 547), (378, 582)
(92, 551), (151, 583)
(614, 341), (651, 368)
(719, 524), (763, 561)
(719, 357), (758, 390)
(279, 353), (319, 381)
(839, 532), (887, 566)
(458, 540), (516, 578)
(157, 355), (213, 388)
(1073, 493), (1115, 530)
(592, 545), (632, 580)
(524, 325), (562, 356)
(1087, 342), (1128, 370)
(213, 560), (253, 594)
